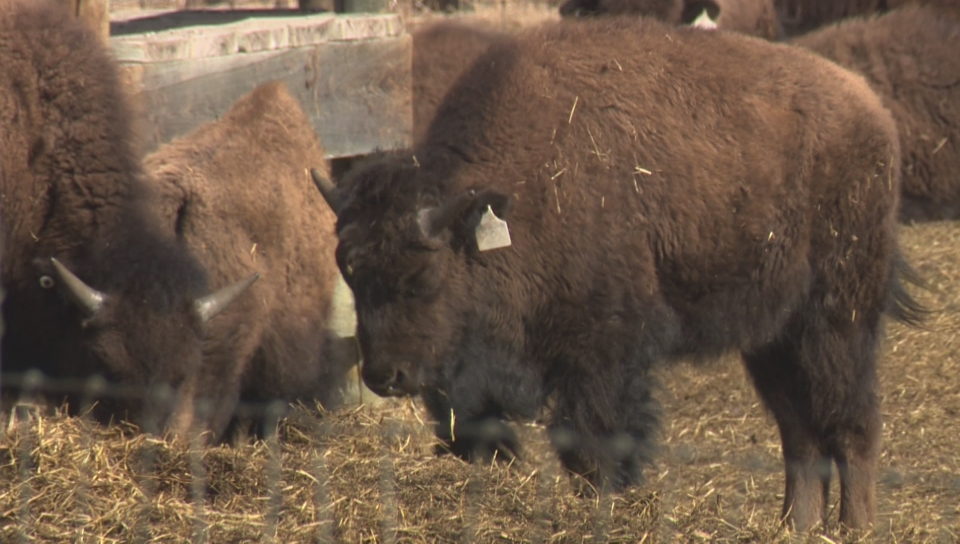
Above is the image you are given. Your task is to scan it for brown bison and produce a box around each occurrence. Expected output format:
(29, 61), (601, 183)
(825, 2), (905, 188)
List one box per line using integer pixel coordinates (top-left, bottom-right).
(143, 81), (354, 440)
(412, 20), (509, 146)
(0, 0), (255, 433)
(774, 0), (956, 36)
(314, 17), (923, 529)
(792, 4), (960, 222)
(559, 0), (782, 40)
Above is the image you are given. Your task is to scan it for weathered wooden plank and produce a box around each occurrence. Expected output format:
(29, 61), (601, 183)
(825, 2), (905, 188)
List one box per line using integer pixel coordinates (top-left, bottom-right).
(111, 13), (412, 158)
(110, 12), (404, 60)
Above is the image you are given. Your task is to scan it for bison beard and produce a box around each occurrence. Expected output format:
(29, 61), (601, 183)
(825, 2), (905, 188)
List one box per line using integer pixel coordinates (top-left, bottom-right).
(316, 18), (923, 530)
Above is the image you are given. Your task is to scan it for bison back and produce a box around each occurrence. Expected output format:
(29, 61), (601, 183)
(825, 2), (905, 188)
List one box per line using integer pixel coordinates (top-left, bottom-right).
(793, 4), (960, 221)
(421, 17), (901, 353)
(144, 81), (347, 432)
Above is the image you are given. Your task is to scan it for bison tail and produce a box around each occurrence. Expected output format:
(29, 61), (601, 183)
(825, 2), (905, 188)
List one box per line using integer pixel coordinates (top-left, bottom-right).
(885, 249), (930, 328)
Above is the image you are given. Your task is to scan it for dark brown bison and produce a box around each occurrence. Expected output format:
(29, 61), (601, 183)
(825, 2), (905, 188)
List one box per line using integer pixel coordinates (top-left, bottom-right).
(559, 0), (782, 39)
(0, 0), (255, 434)
(792, 4), (960, 222)
(411, 20), (509, 146)
(313, 17), (923, 530)
(774, 0), (956, 36)
(143, 81), (354, 440)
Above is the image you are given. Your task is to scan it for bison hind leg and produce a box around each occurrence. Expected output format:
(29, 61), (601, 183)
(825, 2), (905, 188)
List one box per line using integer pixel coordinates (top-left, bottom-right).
(742, 320), (881, 531)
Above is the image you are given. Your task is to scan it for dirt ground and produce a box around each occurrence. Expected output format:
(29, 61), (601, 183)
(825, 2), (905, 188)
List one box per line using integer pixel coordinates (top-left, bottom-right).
(1, 3), (958, 543)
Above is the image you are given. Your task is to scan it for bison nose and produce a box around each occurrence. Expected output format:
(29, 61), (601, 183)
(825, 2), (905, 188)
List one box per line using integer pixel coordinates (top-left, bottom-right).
(362, 360), (420, 397)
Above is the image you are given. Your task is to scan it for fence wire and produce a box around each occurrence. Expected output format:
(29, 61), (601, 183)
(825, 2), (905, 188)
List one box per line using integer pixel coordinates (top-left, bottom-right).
(1, 370), (958, 543)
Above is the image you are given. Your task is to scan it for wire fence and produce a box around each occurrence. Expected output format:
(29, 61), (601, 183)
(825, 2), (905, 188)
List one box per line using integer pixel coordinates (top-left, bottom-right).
(1, 365), (959, 543)
(4, 1), (960, 542)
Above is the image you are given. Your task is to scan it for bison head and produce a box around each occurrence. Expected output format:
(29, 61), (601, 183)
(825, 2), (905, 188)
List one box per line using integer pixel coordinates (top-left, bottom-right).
(558, 0), (720, 27)
(311, 163), (512, 398)
(38, 252), (257, 439)
(559, 0), (683, 19)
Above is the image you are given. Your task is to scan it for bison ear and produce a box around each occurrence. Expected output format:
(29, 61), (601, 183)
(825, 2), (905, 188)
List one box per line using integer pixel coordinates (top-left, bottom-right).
(194, 272), (259, 324)
(466, 190), (512, 224)
(418, 189), (512, 243)
(311, 168), (343, 217)
(681, 0), (721, 25)
(456, 190), (513, 241)
(418, 189), (478, 240)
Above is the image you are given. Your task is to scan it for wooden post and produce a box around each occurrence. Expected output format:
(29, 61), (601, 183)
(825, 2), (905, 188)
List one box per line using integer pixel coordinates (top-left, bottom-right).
(298, 0), (337, 11)
(298, 0), (391, 16)
(55, 0), (110, 45)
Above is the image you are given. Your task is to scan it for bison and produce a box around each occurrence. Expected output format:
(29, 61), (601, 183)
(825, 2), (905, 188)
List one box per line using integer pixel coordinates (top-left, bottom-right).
(313, 17), (923, 530)
(143, 81), (355, 440)
(792, 4), (960, 222)
(774, 0), (955, 36)
(0, 0), (255, 435)
(558, 0), (782, 40)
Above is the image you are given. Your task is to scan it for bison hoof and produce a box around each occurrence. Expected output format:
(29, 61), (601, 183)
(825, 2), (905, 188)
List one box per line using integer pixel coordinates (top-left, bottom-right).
(434, 416), (521, 463)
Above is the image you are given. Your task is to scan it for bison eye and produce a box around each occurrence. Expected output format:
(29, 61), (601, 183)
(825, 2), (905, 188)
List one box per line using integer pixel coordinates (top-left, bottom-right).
(39, 275), (55, 289)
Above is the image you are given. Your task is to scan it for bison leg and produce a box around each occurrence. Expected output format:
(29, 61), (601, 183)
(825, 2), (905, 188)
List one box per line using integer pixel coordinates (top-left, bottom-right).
(820, 346), (881, 529)
(744, 322), (881, 531)
(831, 427), (880, 529)
(806, 325), (881, 530)
(547, 366), (659, 493)
(420, 388), (523, 463)
(742, 342), (831, 531)
(420, 340), (542, 463)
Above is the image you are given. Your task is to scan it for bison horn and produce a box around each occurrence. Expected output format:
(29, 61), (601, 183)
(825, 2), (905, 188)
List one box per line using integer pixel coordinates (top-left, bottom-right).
(50, 258), (106, 317)
(194, 272), (260, 324)
(310, 168), (343, 216)
(418, 189), (477, 239)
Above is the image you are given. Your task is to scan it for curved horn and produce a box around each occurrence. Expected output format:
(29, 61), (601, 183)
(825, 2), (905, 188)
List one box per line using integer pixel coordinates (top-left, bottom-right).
(194, 272), (259, 324)
(50, 258), (106, 317)
(418, 189), (477, 239)
(310, 168), (343, 216)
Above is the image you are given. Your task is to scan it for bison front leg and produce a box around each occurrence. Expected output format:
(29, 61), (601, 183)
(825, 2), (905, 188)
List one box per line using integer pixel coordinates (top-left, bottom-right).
(547, 365), (660, 493)
(420, 339), (543, 463)
(421, 388), (522, 462)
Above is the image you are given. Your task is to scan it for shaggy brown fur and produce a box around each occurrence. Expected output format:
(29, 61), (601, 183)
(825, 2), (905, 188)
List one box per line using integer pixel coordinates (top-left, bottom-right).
(559, 0), (782, 40)
(319, 17), (922, 530)
(774, 0), (956, 36)
(0, 0), (254, 435)
(793, 5), (960, 222)
(412, 20), (508, 146)
(143, 81), (351, 441)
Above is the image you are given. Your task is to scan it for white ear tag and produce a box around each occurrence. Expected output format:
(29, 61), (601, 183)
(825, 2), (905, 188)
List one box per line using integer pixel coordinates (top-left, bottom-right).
(691, 9), (718, 30)
(475, 205), (512, 252)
